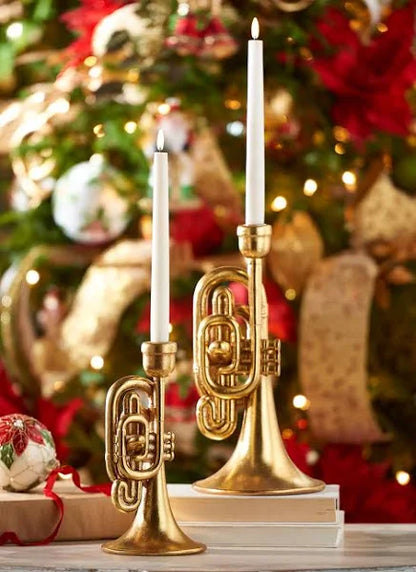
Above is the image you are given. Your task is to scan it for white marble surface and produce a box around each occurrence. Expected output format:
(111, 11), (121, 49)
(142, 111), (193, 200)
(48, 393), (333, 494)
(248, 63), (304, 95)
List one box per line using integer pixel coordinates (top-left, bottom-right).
(0, 525), (416, 572)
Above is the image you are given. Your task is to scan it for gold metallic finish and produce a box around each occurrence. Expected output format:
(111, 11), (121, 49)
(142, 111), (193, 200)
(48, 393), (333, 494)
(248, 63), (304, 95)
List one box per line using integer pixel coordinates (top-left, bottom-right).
(193, 223), (325, 495)
(102, 341), (205, 556)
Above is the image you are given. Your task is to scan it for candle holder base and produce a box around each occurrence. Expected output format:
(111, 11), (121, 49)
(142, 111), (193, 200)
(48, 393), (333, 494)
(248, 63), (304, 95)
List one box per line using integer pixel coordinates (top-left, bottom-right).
(193, 469), (324, 496)
(102, 467), (205, 556)
(193, 358), (325, 496)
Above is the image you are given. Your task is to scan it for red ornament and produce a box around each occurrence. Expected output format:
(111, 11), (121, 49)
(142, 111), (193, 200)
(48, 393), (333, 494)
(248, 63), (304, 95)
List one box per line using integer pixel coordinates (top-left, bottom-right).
(200, 17), (237, 59)
(0, 415), (46, 456)
(166, 13), (202, 56)
(309, 5), (416, 141)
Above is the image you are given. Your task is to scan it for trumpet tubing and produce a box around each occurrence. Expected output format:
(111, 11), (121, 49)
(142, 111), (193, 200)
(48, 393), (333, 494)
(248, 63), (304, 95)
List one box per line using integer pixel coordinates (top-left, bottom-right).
(105, 374), (169, 512)
(193, 258), (270, 440)
(196, 395), (237, 440)
(192, 224), (325, 495)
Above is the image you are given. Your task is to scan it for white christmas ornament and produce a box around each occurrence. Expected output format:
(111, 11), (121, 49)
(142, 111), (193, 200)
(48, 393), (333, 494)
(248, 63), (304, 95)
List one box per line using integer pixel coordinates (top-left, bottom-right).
(0, 414), (58, 492)
(92, 3), (167, 68)
(53, 160), (130, 244)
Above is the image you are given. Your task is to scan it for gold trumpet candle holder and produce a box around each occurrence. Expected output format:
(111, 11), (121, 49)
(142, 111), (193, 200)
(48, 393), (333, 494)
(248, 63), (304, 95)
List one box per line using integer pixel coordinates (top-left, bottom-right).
(193, 223), (325, 495)
(102, 341), (206, 556)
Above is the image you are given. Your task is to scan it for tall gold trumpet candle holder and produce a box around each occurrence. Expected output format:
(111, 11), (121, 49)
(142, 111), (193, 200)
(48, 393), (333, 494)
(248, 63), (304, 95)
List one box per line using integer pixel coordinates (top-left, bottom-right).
(193, 224), (325, 495)
(102, 341), (206, 556)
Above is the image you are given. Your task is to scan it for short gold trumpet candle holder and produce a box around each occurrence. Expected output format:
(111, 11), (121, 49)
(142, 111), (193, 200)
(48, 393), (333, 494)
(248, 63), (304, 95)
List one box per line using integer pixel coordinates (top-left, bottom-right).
(193, 224), (325, 495)
(102, 341), (206, 556)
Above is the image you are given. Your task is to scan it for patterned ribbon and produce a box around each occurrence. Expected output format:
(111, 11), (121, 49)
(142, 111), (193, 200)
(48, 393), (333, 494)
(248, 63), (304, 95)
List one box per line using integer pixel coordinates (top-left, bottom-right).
(0, 466), (110, 546)
(300, 252), (388, 443)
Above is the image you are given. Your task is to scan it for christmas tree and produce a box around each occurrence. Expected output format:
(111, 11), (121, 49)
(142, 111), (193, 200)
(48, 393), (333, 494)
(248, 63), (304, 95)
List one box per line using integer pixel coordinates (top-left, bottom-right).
(1, 0), (416, 521)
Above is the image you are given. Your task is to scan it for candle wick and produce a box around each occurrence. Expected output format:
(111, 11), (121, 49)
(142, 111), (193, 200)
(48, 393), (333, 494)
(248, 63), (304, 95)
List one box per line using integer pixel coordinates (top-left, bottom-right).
(251, 17), (259, 40)
(157, 129), (165, 152)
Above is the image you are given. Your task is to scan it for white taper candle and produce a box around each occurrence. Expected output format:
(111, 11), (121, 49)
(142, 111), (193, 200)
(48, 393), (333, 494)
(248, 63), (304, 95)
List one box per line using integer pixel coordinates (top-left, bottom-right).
(150, 130), (170, 343)
(245, 17), (265, 225)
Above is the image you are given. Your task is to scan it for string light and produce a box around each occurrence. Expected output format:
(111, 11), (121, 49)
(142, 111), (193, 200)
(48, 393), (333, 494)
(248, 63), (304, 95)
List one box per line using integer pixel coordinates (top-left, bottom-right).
(303, 179), (318, 196)
(88, 65), (102, 79)
(6, 22), (23, 40)
(282, 428), (294, 439)
(90, 355), (104, 370)
(333, 126), (349, 142)
(157, 103), (171, 115)
(285, 288), (296, 300)
(271, 196), (287, 212)
(396, 470), (410, 486)
(334, 143), (345, 155)
(178, 2), (190, 15)
(84, 56), (97, 67)
(93, 124), (105, 138)
(292, 394), (310, 410)
(124, 121), (137, 134)
(89, 153), (104, 166)
(377, 23), (388, 33)
(168, 323), (173, 334)
(342, 171), (356, 186)
(26, 270), (40, 285)
(226, 121), (244, 137)
(140, 214), (152, 240)
(306, 450), (319, 465)
(225, 99), (241, 110)
(54, 380), (64, 391)
(342, 170), (357, 192)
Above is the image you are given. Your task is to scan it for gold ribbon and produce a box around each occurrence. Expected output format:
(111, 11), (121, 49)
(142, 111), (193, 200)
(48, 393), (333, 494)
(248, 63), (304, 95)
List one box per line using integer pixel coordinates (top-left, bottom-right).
(300, 252), (388, 443)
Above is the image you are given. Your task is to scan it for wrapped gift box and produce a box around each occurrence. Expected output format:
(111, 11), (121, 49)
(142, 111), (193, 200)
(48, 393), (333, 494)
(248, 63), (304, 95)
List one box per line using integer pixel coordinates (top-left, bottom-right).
(0, 482), (342, 546)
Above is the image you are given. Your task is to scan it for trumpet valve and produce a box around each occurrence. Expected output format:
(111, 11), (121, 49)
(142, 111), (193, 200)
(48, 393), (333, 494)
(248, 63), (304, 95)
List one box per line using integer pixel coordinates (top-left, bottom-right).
(207, 340), (232, 366)
(163, 431), (175, 462)
(261, 339), (281, 376)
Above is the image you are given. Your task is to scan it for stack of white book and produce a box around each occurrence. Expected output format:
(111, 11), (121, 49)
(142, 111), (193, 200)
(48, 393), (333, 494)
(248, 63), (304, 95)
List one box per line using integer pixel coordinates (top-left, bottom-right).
(169, 484), (343, 548)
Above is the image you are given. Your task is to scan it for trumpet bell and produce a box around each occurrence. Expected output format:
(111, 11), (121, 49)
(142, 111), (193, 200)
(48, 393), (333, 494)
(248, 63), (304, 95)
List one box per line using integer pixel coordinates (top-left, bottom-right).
(193, 375), (325, 495)
(103, 460), (206, 555)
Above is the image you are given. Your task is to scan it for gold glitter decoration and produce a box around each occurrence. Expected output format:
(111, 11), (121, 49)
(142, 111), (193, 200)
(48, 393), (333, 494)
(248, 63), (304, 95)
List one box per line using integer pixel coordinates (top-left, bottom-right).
(268, 211), (323, 293)
(353, 173), (416, 247)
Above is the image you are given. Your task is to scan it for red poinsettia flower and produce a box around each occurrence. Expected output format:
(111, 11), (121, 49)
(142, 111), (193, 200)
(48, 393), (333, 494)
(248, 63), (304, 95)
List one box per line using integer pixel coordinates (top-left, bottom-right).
(170, 205), (225, 257)
(0, 415), (47, 456)
(36, 398), (83, 461)
(283, 434), (312, 475)
(316, 444), (416, 522)
(309, 5), (416, 140)
(61, 0), (129, 67)
(136, 295), (194, 337)
(0, 361), (25, 417)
